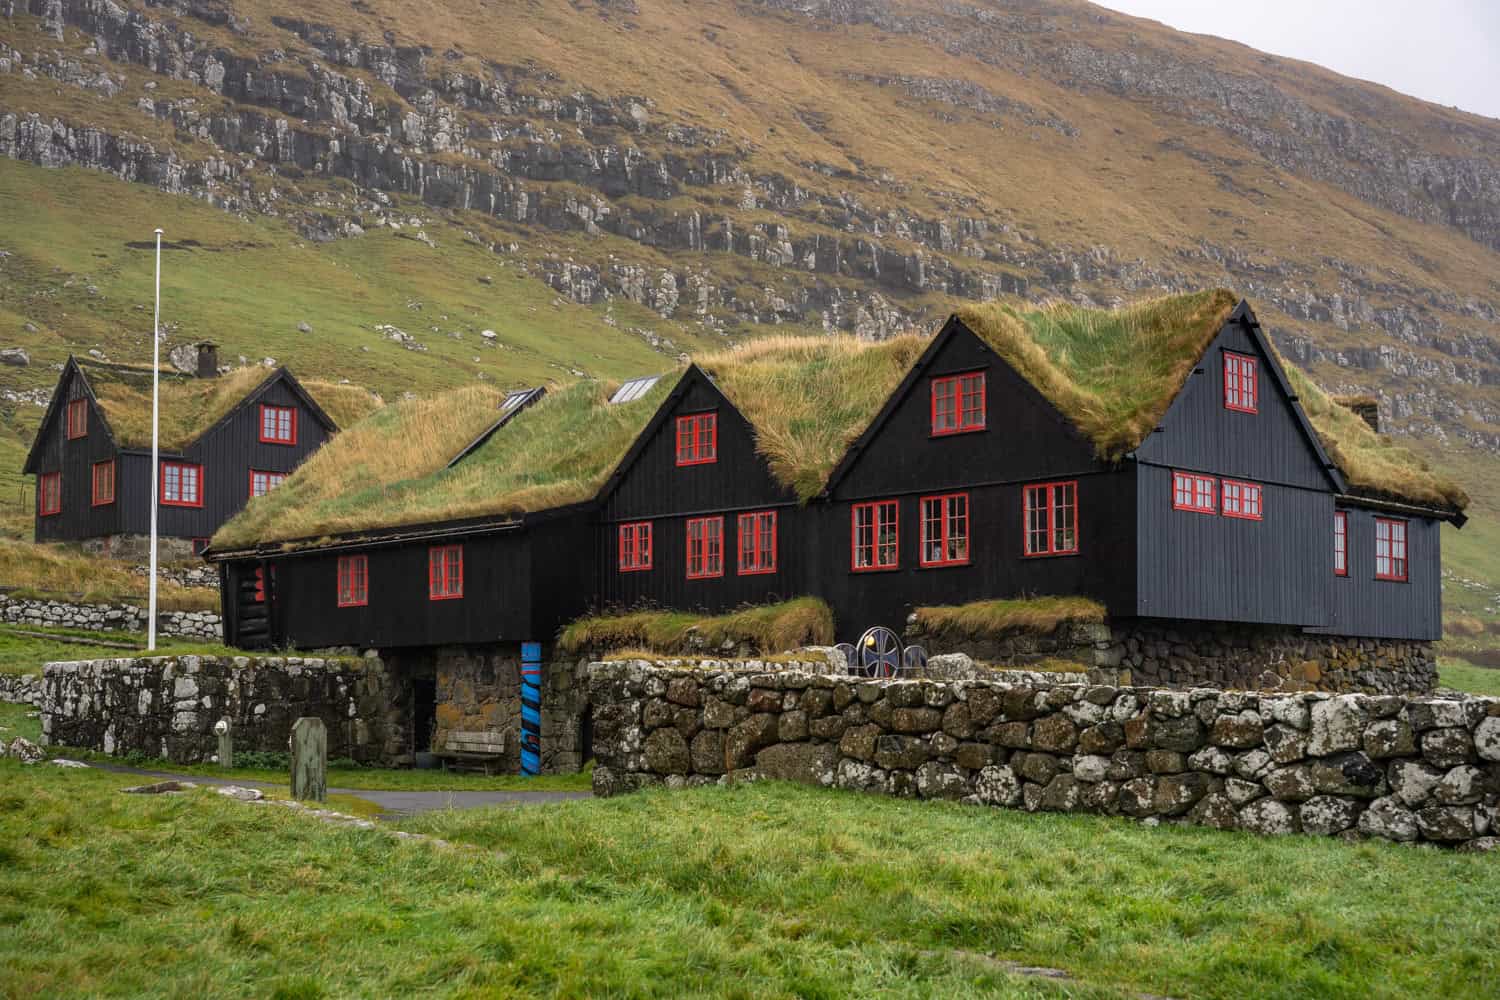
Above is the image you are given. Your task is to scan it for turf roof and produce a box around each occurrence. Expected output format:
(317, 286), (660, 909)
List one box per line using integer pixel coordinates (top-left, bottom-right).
(81, 362), (382, 451)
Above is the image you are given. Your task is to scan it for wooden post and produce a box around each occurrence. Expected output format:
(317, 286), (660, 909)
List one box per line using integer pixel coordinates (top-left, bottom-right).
(215, 718), (233, 769)
(290, 717), (326, 802)
(520, 642), (542, 776)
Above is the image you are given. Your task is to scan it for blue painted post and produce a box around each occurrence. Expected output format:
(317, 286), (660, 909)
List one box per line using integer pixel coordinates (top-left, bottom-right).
(520, 641), (542, 776)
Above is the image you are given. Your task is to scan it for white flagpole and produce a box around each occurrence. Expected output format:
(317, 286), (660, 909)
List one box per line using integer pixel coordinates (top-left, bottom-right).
(148, 228), (163, 651)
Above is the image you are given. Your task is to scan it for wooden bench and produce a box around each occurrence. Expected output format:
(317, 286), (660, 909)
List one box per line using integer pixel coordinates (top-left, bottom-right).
(434, 730), (507, 775)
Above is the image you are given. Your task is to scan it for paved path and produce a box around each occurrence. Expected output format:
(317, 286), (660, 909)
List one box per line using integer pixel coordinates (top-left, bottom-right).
(86, 762), (592, 817)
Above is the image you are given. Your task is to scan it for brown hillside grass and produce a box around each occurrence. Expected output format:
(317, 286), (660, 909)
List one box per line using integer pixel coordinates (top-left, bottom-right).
(0, 538), (218, 610)
(558, 598), (835, 655)
(701, 334), (929, 500)
(956, 289), (1239, 460)
(912, 596), (1107, 640)
(301, 379), (385, 430)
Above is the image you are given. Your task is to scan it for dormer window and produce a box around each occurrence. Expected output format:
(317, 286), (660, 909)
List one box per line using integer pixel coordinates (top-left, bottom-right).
(66, 398), (88, 440)
(1223, 352), (1258, 413)
(931, 371), (986, 435)
(259, 404), (297, 445)
(675, 412), (717, 466)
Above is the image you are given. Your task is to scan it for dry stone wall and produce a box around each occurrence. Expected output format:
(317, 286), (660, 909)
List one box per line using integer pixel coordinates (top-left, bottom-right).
(0, 673), (42, 706)
(41, 654), (398, 764)
(0, 593), (223, 640)
(907, 619), (1436, 695)
(589, 661), (1500, 849)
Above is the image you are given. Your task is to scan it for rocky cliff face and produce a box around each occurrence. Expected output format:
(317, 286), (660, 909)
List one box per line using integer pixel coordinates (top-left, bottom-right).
(1, 0), (1497, 456)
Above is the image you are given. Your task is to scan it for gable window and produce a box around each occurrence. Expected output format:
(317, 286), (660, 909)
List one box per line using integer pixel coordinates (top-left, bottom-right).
(675, 412), (717, 466)
(161, 461), (203, 507)
(249, 470), (286, 498)
(686, 516), (724, 579)
(851, 500), (899, 571)
(1221, 479), (1263, 521)
(931, 371), (986, 436)
(428, 545), (463, 600)
(619, 522), (653, 572)
(920, 493), (970, 567)
(1223, 352), (1258, 413)
(1374, 518), (1408, 582)
(259, 404), (297, 445)
(1024, 481), (1079, 556)
(38, 472), (61, 516)
(338, 555), (369, 608)
(91, 460), (115, 507)
(738, 511), (777, 575)
(66, 398), (88, 440)
(1333, 511), (1348, 577)
(1172, 471), (1216, 514)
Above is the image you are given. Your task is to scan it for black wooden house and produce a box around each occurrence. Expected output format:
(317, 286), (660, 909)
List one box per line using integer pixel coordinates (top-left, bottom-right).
(23, 347), (374, 559)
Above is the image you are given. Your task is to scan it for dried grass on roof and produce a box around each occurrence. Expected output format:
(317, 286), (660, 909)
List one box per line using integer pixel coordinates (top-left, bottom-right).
(558, 597), (835, 654)
(700, 333), (929, 500)
(213, 376), (675, 549)
(300, 379), (385, 431)
(1280, 362), (1468, 511)
(911, 596), (1107, 640)
(955, 289), (1239, 461)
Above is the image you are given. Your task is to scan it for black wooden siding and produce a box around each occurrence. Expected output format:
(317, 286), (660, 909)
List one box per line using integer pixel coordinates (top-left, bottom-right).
(1324, 506), (1441, 640)
(31, 368), (123, 543)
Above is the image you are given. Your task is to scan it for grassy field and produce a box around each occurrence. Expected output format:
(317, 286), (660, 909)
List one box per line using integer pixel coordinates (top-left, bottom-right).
(0, 625), (241, 676)
(2, 764), (1498, 998)
(1438, 659), (1500, 697)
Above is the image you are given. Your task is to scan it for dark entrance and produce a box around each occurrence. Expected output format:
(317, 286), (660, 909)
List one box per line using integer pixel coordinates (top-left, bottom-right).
(412, 676), (437, 753)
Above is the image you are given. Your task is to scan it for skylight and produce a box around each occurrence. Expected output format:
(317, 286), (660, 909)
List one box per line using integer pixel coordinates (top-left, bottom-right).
(609, 375), (662, 404)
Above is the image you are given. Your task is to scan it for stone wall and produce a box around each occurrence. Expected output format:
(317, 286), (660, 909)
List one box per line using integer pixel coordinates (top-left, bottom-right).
(906, 618), (1436, 695)
(589, 661), (1500, 850)
(41, 654), (400, 764)
(81, 533), (199, 563)
(0, 593), (223, 641)
(0, 673), (42, 706)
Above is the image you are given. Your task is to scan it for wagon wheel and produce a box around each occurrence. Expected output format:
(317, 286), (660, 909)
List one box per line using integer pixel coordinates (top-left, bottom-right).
(858, 626), (902, 678)
(902, 644), (928, 674)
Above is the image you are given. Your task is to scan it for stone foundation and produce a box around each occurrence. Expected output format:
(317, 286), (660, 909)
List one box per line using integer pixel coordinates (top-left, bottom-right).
(41, 654), (400, 764)
(906, 618), (1436, 695)
(589, 660), (1500, 850)
(0, 593), (223, 640)
(81, 533), (200, 563)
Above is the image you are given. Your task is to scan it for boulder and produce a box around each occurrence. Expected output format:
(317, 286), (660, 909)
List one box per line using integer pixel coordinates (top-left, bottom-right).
(838, 723), (880, 762)
(1434, 765), (1487, 805)
(1211, 710), (1263, 748)
(1388, 760), (1445, 807)
(1030, 714), (1079, 752)
(1362, 719), (1416, 759)
(1237, 798), (1297, 836)
(1308, 696), (1368, 755)
(0, 347), (29, 367)
(916, 761), (969, 800)
(1357, 796), (1418, 842)
(1263, 724), (1308, 764)
(724, 714), (777, 770)
(1417, 806), (1477, 843)
(874, 734), (930, 771)
(690, 730), (726, 775)
(972, 765), (1022, 807)
(1421, 727), (1475, 768)
(1038, 773), (1081, 812)
(1188, 791), (1238, 831)
(1307, 752), (1385, 798)
(644, 728), (691, 775)
(754, 743), (838, 786)
(1473, 717), (1500, 762)
(1072, 754), (1110, 783)
(1154, 772), (1210, 816)
(7, 737), (43, 764)
(1300, 795), (1361, 836)
(1263, 764), (1316, 802)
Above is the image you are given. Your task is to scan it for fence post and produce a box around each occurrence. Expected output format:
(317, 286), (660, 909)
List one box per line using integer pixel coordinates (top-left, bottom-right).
(290, 717), (326, 802)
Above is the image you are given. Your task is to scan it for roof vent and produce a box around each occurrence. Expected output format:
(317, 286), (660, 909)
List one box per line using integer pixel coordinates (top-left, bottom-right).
(609, 374), (661, 404)
(195, 341), (219, 379)
(1335, 395), (1380, 434)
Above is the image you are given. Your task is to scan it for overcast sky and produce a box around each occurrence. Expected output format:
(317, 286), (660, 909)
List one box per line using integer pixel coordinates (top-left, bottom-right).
(1099, 1), (1500, 121)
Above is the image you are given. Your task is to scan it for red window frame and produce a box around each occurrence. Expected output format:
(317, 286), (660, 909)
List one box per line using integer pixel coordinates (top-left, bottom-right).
(1223, 352), (1258, 414)
(919, 493), (970, 567)
(737, 511), (777, 575)
(674, 412), (717, 466)
(619, 522), (653, 572)
(428, 545), (464, 600)
(248, 469), (286, 498)
(851, 500), (899, 571)
(1221, 479), (1264, 521)
(1333, 511), (1348, 577)
(259, 404), (298, 445)
(38, 471), (61, 516)
(91, 459), (116, 507)
(66, 398), (88, 440)
(686, 516), (724, 579)
(1374, 517), (1408, 582)
(930, 371), (986, 436)
(338, 554), (369, 608)
(1172, 471), (1216, 514)
(1023, 481), (1079, 557)
(160, 461), (204, 508)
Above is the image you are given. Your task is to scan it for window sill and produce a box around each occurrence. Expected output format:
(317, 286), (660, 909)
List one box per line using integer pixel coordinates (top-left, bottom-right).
(1022, 550), (1080, 559)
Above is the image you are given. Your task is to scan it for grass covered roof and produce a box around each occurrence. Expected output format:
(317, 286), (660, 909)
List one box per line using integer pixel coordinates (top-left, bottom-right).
(83, 363), (382, 450)
(955, 290), (1465, 514)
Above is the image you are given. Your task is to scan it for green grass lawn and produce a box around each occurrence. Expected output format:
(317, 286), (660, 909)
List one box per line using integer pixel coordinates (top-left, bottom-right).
(77, 754), (593, 794)
(1438, 659), (1500, 697)
(0, 699), (40, 742)
(0, 625), (243, 676)
(2, 765), (1498, 999)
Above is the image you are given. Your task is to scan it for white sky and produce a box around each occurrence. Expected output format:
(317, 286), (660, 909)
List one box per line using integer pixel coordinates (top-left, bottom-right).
(1098, 1), (1500, 121)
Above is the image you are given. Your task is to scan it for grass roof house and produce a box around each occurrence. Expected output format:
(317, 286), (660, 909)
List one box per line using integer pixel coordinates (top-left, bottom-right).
(24, 347), (380, 560)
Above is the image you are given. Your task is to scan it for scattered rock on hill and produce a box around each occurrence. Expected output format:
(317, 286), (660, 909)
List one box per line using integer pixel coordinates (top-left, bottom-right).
(477, 274), (492, 285)
(480, 329), (497, 341)
(0, 347), (29, 366)
(122, 780), (196, 794)
(22, 321), (38, 333)
(216, 785), (264, 801)
(6, 737), (44, 764)
(297, 321), (312, 333)
(168, 344), (198, 372)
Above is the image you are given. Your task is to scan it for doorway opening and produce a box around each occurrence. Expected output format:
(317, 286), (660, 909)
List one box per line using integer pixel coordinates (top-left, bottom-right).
(412, 676), (437, 753)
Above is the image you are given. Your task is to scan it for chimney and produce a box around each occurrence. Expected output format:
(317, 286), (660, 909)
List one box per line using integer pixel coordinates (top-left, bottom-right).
(195, 341), (219, 379)
(1336, 395), (1380, 434)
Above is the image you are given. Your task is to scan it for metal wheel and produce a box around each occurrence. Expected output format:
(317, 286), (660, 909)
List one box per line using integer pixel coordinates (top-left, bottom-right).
(858, 626), (902, 678)
(902, 644), (928, 674)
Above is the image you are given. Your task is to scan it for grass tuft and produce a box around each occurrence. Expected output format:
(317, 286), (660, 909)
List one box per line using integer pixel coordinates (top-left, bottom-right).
(911, 596), (1107, 639)
(559, 597), (835, 654)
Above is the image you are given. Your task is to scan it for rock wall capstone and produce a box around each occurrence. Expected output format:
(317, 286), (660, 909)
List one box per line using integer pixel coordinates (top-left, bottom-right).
(0, 593), (222, 640)
(906, 619), (1437, 695)
(42, 654), (398, 764)
(588, 661), (1500, 850)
